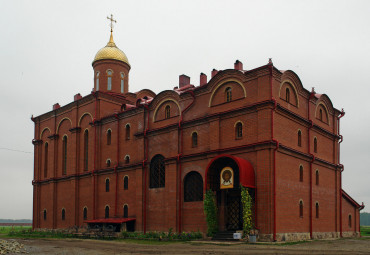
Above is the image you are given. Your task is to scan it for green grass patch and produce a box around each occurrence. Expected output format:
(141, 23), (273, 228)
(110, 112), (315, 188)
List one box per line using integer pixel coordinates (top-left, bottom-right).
(360, 226), (370, 236)
(0, 226), (32, 235)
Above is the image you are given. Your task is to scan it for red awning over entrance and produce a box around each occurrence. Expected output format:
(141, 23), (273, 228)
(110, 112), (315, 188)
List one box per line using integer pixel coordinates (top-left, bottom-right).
(84, 218), (135, 224)
(205, 154), (255, 189)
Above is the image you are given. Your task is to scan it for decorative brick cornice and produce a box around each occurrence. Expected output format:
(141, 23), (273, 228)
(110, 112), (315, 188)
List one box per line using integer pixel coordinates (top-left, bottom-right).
(47, 134), (59, 140)
(32, 139), (43, 145)
(69, 127), (81, 133)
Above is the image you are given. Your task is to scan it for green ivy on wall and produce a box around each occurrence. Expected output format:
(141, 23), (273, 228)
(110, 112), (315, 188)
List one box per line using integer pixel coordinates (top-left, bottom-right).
(241, 186), (253, 235)
(203, 190), (218, 236)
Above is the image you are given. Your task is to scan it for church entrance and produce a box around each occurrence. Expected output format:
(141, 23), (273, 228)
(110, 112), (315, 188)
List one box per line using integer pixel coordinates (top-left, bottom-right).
(205, 154), (255, 232)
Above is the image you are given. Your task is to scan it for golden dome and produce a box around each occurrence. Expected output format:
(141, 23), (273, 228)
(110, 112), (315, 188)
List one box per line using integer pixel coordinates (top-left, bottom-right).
(92, 32), (130, 66)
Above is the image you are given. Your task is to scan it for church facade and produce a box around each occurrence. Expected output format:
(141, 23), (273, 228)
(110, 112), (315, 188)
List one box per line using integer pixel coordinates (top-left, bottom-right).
(31, 28), (363, 241)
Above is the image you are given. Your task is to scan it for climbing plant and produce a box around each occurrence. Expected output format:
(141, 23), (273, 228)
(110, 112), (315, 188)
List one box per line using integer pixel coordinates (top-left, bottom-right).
(241, 186), (253, 235)
(203, 190), (218, 236)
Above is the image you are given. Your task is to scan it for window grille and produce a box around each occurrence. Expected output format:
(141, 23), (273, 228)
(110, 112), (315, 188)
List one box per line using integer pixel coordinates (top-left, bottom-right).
(184, 171), (203, 202)
(225, 87), (232, 102)
(235, 122), (242, 139)
(165, 106), (170, 119)
(150, 155), (165, 188)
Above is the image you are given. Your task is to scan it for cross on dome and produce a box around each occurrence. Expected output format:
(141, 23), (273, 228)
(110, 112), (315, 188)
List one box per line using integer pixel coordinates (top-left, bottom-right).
(107, 14), (117, 32)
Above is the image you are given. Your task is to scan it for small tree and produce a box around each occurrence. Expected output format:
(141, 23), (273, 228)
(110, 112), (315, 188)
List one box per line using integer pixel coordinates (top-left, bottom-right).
(203, 190), (218, 236)
(241, 186), (253, 236)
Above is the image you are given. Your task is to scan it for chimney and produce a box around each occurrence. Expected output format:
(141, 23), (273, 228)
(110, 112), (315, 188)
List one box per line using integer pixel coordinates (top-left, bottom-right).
(74, 93), (82, 101)
(234, 60), (243, 71)
(211, 69), (218, 78)
(200, 73), (207, 86)
(53, 103), (60, 110)
(179, 74), (190, 88)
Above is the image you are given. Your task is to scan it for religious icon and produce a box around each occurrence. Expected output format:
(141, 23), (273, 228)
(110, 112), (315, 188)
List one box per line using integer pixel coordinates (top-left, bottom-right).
(220, 167), (234, 189)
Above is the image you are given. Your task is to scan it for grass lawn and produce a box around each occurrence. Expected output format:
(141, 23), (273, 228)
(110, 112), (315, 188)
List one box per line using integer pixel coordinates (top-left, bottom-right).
(0, 226), (32, 235)
(361, 226), (370, 236)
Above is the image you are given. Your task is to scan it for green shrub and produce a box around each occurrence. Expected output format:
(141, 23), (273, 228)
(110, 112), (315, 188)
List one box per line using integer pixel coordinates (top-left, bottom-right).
(203, 190), (218, 236)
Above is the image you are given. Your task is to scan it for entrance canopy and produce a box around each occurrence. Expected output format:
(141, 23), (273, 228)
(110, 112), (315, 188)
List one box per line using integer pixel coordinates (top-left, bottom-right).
(205, 154), (255, 189)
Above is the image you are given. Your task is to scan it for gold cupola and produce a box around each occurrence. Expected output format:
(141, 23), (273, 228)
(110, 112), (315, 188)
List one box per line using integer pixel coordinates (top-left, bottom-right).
(92, 32), (130, 66)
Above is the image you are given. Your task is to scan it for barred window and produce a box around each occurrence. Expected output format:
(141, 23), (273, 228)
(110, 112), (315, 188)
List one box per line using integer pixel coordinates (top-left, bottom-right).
(123, 205), (128, 218)
(165, 105), (170, 119)
(150, 155), (165, 188)
(83, 207), (87, 220)
(225, 87), (232, 102)
(84, 130), (88, 171)
(235, 122), (242, 139)
(184, 171), (203, 202)
(105, 206), (109, 219)
(61, 208), (65, 221)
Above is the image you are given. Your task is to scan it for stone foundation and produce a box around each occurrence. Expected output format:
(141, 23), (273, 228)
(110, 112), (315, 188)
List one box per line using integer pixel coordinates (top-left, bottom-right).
(258, 232), (354, 242)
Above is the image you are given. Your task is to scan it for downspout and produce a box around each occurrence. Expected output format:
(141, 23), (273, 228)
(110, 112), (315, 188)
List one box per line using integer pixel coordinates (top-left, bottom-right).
(338, 109), (345, 237)
(269, 59), (278, 241)
(308, 91), (315, 239)
(142, 103), (150, 233)
(177, 91), (195, 233)
(92, 92), (98, 220)
(114, 113), (120, 217)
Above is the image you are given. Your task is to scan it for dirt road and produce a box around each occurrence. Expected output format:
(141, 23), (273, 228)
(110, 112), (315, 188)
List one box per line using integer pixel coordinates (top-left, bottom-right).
(4, 237), (370, 255)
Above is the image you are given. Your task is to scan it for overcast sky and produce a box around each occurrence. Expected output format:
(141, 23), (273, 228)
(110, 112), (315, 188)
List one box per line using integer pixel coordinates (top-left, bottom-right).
(0, 0), (369, 219)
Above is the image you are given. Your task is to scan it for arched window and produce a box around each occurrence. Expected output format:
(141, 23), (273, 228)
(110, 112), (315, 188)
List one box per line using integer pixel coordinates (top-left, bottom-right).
(124, 155), (130, 164)
(192, 132), (198, 148)
(150, 155), (165, 188)
(165, 105), (170, 119)
(123, 205), (128, 218)
(299, 200), (303, 217)
(106, 159), (111, 167)
(84, 130), (89, 171)
(83, 207), (87, 220)
(107, 70), (112, 91)
(315, 202), (319, 218)
(125, 124), (130, 140)
(286, 88), (290, 103)
(314, 137), (317, 153)
(349, 214), (352, 228)
(120, 73), (125, 93)
(105, 206), (109, 219)
(43, 209), (47, 220)
(235, 122), (243, 139)
(184, 171), (203, 202)
(61, 208), (65, 221)
(316, 170), (319, 185)
(62, 136), (67, 175)
(105, 178), (110, 192)
(107, 129), (112, 145)
(96, 72), (100, 91)
(124, 176), (129, 190)
(44, 142), (48, 178)
(298, 130), (302, 147)
(299, 165), (303, 182)
(225, 87), (232, 102)
(319, 109), (323, 121)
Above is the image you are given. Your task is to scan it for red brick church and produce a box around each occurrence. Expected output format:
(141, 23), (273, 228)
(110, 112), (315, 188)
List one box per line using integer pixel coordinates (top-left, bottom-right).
(31, 21), (364, 241)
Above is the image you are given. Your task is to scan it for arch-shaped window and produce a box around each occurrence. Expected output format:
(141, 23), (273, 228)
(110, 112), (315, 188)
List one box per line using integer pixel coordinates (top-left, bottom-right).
(235, 122), (243, 139)
(319, 109), (323, 121)
(105, 206), (109, 219)
(107, 70), (112, 90)
(349, 214), (352, 228)
(84, 130), (89, 171)
(184, 171), (203, 202)
(165, 105), (170, 119)
(105, 178), (110, 192)
(316, 170), (319, 185)
(124, 155), (130, 164)
(62, 136), (67, 175)
(120, 73), (125, 93)
(299, 165), (303, 182)
(43, 209), (47, 220)
(44, 142), (48, 178)
(123, 176), (129, 190)
(315, 202), (319, 218)
(83, 207), (88, 220)
(192, 132), (198, 148)
(125, 124), (130, 140)
(314, 137), (318, 153)
(107, 129), (112, 145)
(286, 88), (290, 103)
(225, 87), (232, 102)
(96, 72), (100, 91)
(61, 208), (65, 221)
(150, 154), (165, 188)
(298, 130), (302, 147)
(106, 159), (111, 167)
(123, 204), (128, 218)
(299, 200), (303, 217)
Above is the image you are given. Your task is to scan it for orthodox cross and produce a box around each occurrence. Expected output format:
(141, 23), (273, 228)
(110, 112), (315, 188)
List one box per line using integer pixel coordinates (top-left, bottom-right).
(107, 14), (117, 32)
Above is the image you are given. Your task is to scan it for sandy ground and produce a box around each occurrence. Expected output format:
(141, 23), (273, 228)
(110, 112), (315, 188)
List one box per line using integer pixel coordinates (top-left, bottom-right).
(4, 237), (370, 255)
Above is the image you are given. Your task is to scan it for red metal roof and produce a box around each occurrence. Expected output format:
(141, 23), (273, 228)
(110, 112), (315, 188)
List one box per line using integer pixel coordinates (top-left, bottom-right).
(84, 218), (135, 224)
